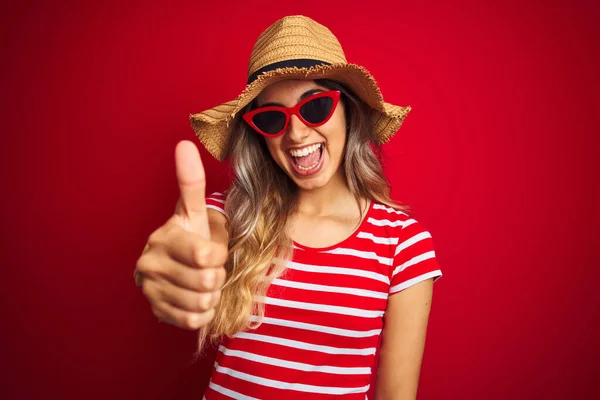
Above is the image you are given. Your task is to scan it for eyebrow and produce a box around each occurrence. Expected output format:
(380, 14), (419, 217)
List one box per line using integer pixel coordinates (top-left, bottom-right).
(257, 88), (325, 108)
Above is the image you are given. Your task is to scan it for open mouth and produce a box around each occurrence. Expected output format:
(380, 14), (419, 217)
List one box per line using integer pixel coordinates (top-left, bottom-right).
(288, 143), (324, 171)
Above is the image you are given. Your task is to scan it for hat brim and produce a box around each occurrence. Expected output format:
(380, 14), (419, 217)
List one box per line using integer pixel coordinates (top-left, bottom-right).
(189, 63), (410, 162)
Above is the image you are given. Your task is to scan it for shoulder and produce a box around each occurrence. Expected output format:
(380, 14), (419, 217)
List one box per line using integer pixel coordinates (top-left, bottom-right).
(368, 200), (438, 263)
(368, 201), (442, 294)
(367, 201), (426, 236)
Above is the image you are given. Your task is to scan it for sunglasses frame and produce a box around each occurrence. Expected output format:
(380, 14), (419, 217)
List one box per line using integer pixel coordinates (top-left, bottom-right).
(243, 90), (341, 137)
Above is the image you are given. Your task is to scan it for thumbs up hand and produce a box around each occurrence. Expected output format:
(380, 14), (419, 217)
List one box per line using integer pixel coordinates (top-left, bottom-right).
(135, 140), (228, 330)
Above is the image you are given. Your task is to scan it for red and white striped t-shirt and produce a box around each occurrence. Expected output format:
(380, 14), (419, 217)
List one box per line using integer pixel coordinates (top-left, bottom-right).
(204, 191), (442, 399)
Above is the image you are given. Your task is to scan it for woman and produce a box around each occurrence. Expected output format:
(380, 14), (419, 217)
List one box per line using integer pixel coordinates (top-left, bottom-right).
(135, 15), (442, 399)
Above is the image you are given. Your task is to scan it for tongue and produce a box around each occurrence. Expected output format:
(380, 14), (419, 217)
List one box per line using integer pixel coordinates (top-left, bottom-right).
(295, 150), (320, 167)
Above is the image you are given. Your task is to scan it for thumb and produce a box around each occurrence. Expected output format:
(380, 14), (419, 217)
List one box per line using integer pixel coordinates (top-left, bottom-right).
(174, 140), (211, 239)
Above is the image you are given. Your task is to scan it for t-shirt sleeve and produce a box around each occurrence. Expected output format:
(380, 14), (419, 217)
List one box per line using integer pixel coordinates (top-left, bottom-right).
(205, 190), (227, 216)
(389, 218), (442, 295)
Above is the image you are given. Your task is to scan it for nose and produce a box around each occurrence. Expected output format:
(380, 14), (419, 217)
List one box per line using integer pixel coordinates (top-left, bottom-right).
(286, 114), (310, 143)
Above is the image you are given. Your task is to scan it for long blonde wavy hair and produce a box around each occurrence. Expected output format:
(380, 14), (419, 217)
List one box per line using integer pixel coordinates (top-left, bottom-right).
(194, 79), (409, 356)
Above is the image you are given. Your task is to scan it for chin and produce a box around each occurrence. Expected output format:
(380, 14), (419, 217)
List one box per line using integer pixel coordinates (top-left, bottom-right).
(293, 175), (329, 190)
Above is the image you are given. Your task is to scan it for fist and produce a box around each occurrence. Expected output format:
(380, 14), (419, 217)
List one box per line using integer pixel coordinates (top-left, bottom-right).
(135, 140), (228, 330)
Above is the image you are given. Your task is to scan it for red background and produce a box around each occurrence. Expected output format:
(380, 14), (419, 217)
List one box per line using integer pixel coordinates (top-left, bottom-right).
(1, 0), (598, 399)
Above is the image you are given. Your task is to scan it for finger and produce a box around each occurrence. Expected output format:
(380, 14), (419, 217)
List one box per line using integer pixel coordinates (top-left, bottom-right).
(174, 140), (211, 239)
(138, 248), (226, 292)
(162, 222), (229, 269)
(163, 263), (227, 292)
(147, 277), (222, 313)
(151, 300), (216, 331)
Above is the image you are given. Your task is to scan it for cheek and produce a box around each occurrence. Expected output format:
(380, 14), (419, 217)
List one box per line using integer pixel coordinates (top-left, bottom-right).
(329, 109), (347, 148)
(326, 120), (347, 155)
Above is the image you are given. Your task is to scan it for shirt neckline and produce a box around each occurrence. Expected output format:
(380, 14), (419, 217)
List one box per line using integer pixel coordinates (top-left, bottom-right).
(292, 199), (375, 252)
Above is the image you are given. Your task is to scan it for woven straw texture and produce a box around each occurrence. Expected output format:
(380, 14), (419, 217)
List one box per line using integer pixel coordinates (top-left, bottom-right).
(189, 16), (410, 162)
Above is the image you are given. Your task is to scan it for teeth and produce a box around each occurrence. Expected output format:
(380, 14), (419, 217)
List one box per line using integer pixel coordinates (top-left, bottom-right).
(289, 143), (321, 157)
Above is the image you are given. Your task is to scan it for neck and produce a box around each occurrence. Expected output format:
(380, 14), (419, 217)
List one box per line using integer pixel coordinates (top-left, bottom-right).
(296, 167), (356, 217)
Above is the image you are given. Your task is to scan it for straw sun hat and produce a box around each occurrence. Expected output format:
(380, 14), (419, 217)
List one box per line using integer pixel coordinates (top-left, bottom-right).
(189, 15), (411, 162)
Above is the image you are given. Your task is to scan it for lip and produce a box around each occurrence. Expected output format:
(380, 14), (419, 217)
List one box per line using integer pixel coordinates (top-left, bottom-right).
(286, 144), (325, 177)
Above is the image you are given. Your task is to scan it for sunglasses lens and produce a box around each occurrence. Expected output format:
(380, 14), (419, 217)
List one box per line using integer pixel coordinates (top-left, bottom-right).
(252, 111), (287, 135)
(300, 96), (334, 124)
